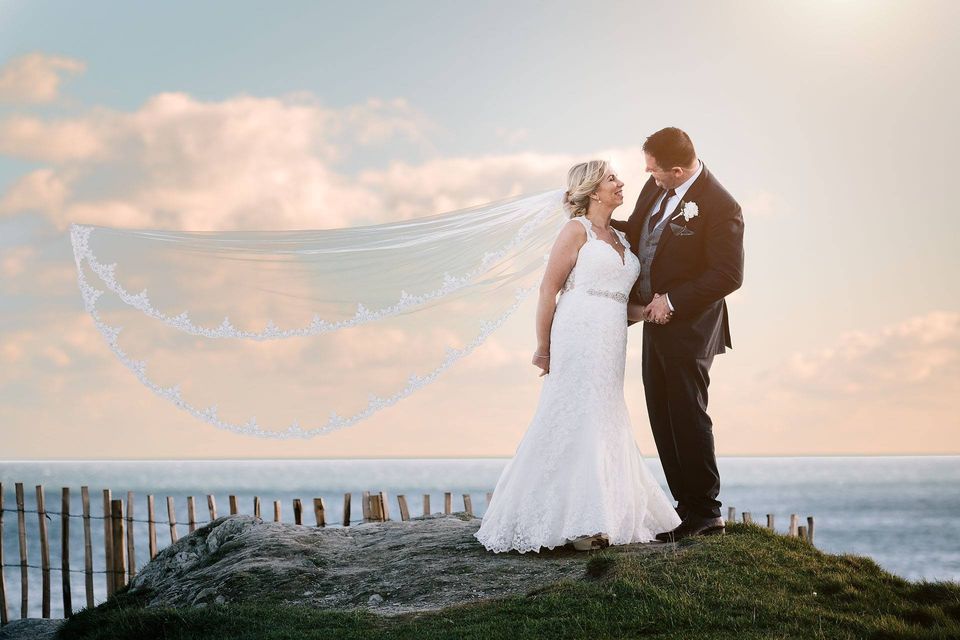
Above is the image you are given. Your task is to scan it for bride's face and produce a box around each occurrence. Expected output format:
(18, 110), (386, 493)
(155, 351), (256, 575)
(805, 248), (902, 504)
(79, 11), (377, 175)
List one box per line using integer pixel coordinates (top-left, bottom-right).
(594, 170), (624, 208)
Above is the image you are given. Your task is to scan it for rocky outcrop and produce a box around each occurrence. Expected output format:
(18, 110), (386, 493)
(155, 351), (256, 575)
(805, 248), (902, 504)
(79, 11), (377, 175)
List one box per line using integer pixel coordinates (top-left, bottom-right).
(126, 513), (666, 615)
(0, 619), (62, 640)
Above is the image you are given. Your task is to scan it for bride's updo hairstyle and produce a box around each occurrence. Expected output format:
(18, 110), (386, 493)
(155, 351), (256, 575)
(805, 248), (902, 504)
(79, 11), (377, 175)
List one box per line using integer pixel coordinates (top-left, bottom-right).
(563, 160), (609, 218)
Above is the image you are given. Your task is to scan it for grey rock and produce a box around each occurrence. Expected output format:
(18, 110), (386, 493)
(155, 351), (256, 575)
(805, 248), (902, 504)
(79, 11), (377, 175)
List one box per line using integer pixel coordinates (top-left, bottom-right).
(126, 513), (667, 616)
(0, 619), (63, 640)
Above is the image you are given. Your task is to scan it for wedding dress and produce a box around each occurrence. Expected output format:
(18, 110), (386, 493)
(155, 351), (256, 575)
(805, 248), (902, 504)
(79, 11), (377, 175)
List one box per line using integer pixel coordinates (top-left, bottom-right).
(473, 215), (682, 553)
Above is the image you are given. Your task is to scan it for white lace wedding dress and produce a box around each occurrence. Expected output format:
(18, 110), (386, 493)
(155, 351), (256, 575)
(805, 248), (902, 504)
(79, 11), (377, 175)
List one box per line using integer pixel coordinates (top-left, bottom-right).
(473, 215), (682, 553)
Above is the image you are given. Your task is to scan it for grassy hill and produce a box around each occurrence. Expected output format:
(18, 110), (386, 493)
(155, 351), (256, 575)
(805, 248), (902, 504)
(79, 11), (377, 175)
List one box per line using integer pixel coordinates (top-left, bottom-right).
(57, 523), (960, 639)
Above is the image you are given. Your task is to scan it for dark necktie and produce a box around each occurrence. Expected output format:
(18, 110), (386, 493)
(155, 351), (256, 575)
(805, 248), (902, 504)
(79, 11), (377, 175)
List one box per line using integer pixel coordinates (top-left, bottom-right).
(647, 188), (676, 232)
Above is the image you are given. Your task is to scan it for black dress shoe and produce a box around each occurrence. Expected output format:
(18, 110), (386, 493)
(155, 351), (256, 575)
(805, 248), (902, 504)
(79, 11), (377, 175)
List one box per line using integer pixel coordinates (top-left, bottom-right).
(655, 514), (725, 543)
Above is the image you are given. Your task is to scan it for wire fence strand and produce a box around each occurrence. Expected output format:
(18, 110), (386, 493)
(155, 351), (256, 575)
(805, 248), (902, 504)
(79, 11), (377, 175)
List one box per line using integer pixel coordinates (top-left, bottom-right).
(1, 507), (214, 526)
(0, 563), (111, 575)
(1, 508), (389, 527)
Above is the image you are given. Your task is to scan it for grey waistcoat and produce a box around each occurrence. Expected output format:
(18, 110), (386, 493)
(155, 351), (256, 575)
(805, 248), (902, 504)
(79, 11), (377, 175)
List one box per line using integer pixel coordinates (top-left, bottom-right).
(636, 215), (670, 305)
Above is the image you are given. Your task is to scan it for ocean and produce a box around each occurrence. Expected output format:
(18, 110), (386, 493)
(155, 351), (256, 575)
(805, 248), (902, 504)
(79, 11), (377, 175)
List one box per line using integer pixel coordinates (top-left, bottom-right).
(1, 456), (958, 619)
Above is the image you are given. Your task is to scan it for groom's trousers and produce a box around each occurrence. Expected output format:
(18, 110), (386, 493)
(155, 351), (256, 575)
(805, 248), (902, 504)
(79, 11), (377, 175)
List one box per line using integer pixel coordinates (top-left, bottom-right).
(642, 336), (722, 519)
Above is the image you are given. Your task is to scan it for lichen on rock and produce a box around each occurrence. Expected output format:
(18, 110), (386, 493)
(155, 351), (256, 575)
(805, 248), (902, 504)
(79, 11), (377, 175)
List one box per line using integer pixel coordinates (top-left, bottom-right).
(126, 513), (661, 615)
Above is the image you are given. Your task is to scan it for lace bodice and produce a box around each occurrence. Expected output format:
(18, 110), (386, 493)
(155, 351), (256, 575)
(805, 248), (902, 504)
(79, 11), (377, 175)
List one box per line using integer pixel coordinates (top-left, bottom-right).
(560, 216), (639, 297)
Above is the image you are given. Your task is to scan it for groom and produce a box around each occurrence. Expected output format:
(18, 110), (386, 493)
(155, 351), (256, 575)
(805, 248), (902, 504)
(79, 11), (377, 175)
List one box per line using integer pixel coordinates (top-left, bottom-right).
(611, 127), (744, 542)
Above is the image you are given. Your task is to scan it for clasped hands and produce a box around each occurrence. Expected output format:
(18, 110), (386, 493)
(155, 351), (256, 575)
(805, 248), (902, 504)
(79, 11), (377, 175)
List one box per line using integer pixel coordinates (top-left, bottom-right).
(535, 293), (672, 374)
(643, 293), (673, 325)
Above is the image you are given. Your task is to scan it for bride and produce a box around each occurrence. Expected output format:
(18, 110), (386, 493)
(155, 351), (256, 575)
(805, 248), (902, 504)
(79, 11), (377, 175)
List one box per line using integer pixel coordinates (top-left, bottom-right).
(474, 160), (681, 553)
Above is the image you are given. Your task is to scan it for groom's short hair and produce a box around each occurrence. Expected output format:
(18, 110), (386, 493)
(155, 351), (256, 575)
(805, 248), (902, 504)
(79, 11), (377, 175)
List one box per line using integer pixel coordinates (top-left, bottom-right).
(644, 127), (697, 170)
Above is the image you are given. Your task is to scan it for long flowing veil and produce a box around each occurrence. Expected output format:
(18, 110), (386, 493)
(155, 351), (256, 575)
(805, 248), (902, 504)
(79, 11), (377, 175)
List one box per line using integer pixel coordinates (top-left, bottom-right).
(70, 189), (566, 438)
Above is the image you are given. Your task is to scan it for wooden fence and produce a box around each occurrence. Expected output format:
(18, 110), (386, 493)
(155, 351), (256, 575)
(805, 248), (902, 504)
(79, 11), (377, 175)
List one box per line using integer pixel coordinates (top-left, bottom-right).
(0, 482), (496, 623)
(0, 481), (815, 625)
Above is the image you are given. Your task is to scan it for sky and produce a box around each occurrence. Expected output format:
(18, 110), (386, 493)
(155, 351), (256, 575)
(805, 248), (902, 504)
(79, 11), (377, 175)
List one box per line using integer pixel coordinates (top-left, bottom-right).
(1, 0), (958, 459)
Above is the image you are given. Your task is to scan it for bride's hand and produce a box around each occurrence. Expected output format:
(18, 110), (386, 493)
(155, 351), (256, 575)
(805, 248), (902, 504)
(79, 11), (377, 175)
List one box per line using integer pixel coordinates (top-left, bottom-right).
(532, 352), (550, 376)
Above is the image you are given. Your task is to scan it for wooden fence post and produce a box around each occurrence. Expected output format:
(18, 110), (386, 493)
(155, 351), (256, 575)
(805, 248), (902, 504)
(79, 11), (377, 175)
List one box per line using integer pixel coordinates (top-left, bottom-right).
(378, 492), (390, 521)
(61, 487), (72, 618)
(187, 496), (197, 533)
(147, 495), (157, 559)
(342, 493), (351, 527)
(766, 514), (775, 530)
(125, 491), (136, 580)
(36, 485), (50, 618)
(789, 514), (799, 537)
(81, 487), (94, 609)
(273, 501), (281, 522)
(253, 496), (261, 519)
(366, 494), (381, 522)
(727, 506), (735, 524)
(311, 499), (325, 527)
(363, 493), (373, 522)
(444, 492), (452, 515)
(166, 497), (178, 544)
(742, 512), (752, 525)
(110, 500), (126, 592)
(371, 495), (379, 521)
(0, 483), (8, 625)
(422, 494), (431, 516)
(807, 516), (816, 545)
(361, 491), (370, 522)
(463, 494), (473, 517)
(229, 495), (238, 515)
(102, 489), (114, 596)
(293, 499), (303, 525)
(207, 495), (218, 521)
(16, 483), (27, 619)
(397, 495), (410, 521)
(797, 525), (808, 542)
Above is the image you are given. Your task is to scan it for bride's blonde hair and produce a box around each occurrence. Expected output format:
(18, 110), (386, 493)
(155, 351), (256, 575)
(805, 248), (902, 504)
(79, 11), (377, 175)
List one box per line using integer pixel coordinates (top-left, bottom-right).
(563, 160), (609, 218)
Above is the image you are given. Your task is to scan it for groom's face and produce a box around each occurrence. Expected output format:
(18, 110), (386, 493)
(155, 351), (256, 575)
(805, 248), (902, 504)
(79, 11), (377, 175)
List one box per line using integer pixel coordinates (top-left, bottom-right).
(644, 152), (684, 190)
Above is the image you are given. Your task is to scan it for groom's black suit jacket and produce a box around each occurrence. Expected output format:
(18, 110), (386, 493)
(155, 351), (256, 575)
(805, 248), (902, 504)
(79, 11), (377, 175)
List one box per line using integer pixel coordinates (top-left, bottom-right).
(611, 163), (744, 357)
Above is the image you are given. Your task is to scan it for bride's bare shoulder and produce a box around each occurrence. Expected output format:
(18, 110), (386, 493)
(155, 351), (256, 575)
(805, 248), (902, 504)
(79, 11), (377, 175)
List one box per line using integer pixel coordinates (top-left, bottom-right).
(558, 217), (589, 242)
(546, 218), (588, 263)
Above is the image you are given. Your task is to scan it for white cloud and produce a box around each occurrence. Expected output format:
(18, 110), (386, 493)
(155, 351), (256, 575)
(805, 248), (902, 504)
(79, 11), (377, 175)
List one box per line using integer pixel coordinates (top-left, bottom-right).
(0, 53), (85, 104)
(0, 312), (110, 379)
(0, 92), (444, 230)
(778, 311), (959, 394)
(0, 169), (72, 215)
(0, 84), (649, 231)
(357, 147), (647, 223)
(0, 245), (37, 278)
(0, 115), (108, 162)
(338, 97), (433, 146)
(696, 310), (960, 455)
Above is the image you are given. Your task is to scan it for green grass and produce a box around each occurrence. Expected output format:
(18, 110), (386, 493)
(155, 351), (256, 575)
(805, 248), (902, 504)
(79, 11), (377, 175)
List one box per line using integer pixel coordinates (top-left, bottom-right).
(56, 524), (960, 640)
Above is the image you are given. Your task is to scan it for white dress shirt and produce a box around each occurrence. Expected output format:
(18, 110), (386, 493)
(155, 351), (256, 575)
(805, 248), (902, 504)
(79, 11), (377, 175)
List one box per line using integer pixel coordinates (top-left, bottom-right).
(650, 160), (703, 312)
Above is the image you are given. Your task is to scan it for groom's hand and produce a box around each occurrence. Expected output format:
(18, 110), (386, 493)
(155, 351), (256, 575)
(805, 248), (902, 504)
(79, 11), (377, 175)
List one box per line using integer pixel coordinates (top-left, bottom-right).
(644, 294), (673, 325)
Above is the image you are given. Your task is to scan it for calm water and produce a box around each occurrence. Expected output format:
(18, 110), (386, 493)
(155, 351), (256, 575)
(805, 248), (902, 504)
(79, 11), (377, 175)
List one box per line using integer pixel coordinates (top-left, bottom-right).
(1, 456), (958, 618)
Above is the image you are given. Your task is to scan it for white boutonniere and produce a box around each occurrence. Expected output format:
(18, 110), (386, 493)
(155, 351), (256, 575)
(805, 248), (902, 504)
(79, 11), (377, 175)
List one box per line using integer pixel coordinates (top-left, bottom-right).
(672, 201), (699, 222)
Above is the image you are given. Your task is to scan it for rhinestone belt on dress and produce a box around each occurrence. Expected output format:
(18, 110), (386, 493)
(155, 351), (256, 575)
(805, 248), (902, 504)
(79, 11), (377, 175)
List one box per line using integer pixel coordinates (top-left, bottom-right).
(586, 288), (628, 304)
